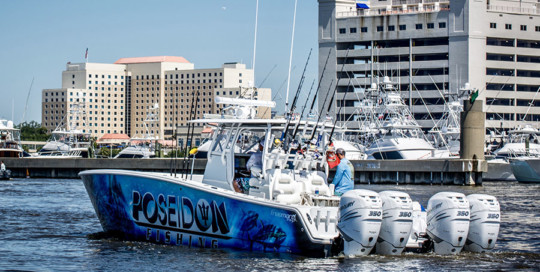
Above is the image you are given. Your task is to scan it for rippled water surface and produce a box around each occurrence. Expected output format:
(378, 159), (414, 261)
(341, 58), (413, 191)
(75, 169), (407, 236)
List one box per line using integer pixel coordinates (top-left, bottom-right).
(0, 179), (538, 271)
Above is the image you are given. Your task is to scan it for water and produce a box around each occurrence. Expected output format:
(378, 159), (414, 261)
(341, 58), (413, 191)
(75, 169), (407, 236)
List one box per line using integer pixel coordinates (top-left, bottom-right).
(0, 179), (538, 271)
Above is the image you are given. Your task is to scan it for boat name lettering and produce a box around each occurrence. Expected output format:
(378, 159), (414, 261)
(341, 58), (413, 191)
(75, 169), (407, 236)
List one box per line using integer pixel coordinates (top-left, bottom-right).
(487, 213), (500, 219)
(340, 201), (355, 211)
(270, 210), (297, 223)
(132, 190), (230, 235)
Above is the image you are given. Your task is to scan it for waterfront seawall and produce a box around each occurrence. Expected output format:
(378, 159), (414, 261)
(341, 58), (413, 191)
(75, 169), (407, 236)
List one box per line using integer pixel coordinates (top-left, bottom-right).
(1, 157), (486, 185)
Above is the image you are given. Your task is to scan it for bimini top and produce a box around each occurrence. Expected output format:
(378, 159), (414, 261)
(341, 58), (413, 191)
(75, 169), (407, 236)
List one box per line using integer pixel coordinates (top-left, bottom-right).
(0, 119), (18, 131)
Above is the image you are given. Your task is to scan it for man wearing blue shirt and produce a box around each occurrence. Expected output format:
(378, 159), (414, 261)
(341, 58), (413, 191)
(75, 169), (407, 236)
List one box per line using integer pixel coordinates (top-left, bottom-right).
(332, 148), (354, 196)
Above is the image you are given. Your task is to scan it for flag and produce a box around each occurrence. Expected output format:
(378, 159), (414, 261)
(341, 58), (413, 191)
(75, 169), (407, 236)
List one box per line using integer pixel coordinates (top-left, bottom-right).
(470, 90), (479, 103)
(85, 48), (88, 60)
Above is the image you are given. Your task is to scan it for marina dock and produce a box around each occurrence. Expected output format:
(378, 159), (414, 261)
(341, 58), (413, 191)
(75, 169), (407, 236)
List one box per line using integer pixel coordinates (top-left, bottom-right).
(1, 157), (486, 185)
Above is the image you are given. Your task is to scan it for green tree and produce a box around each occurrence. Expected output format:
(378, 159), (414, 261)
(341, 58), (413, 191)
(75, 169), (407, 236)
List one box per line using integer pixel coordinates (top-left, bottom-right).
(16, 121), (50, 141)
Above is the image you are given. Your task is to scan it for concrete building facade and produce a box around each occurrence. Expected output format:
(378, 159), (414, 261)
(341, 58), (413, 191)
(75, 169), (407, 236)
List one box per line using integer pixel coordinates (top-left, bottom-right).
(42, 56), (271, 143)
(318, 0), (540, 133)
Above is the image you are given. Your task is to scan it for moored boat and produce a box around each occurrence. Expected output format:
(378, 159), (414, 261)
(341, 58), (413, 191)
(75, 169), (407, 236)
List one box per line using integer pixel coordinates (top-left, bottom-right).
(510, 157), (540, 183)
(0, 119), (24, 158)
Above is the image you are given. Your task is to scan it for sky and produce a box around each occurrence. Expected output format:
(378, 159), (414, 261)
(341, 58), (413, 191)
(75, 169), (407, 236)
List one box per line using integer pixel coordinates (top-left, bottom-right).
(0, 0), (319, 124)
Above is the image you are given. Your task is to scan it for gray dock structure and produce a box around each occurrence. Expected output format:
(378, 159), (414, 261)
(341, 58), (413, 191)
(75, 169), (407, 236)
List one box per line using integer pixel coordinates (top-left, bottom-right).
(1, 157), (486, 185)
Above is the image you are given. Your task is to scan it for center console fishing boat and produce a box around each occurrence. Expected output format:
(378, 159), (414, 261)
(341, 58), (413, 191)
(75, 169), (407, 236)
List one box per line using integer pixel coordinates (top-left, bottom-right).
(80, 96), (501, 257)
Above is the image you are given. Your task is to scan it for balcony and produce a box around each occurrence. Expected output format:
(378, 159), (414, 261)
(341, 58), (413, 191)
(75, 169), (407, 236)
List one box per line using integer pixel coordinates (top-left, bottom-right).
(487, 4), (540, 15)
(337, 2), (449, 18)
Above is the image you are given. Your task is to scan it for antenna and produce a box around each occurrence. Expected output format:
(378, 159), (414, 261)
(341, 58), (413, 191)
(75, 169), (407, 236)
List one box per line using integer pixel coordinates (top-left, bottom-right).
(252, 0), (259, 83)
(285, 0), (298, 111)
(21, 77), (34, 124)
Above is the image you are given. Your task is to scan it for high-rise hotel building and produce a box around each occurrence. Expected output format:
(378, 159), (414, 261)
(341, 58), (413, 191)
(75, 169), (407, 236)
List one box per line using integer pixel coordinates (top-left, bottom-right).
(42, 56), (270, 140)
(319, 0), (540, 133)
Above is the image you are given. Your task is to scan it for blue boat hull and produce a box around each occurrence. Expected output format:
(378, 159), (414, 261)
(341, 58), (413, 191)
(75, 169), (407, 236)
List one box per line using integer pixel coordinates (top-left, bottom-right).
(510, 159), (540, 183)
(80, 170), (331, 257)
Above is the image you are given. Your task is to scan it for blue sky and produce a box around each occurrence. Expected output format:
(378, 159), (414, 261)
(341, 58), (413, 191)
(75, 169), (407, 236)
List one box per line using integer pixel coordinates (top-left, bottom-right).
(0, 0), (319, 124)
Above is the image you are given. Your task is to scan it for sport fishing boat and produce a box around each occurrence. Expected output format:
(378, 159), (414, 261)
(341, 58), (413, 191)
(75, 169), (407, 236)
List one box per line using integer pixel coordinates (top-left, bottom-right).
(361, 77), (437, 160)
(0, 119), (24, 158)
(493, 125), (540, 158)
(37, 96), (92, 158)
(428, 100), (463, 157)
(37, 129), (92, 158)
(80, 96), (501, 257)
(115, 104), (160, 159)
(484, 124), (540, 181)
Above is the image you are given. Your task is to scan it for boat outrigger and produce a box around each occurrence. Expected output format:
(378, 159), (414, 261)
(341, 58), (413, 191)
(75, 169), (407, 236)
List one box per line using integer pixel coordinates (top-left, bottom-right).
(80, 96), (501, 257)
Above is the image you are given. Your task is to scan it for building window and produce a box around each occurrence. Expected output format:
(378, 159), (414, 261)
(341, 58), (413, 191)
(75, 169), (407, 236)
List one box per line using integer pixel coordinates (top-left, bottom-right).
(505, 24), (512, 30)
(427, 23), (434, 29)
(350, 27), (357, 33)
(388, 25), (395, 31)
(439, 22), (446, 28)
(536, 26), (540, 32)
(339, 28), (346, 34)
(377, 26), (383, 32)
(490, 22), (497, 29)
(416, 24), (423, 30)
(399, 24), (406, 31)
(361, 27), (368, 33)
(520, 25), (527, 31)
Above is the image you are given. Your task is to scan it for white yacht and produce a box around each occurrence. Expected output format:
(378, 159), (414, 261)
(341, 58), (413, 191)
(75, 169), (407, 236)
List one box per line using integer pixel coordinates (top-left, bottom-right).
(0, 119), (24, 158)
(37, 95), (92, 158)
(484, 125), (540, 181)
(362, 77), (436, 160)
(493, 125), (540, 158)
(115, 104), (159, 159)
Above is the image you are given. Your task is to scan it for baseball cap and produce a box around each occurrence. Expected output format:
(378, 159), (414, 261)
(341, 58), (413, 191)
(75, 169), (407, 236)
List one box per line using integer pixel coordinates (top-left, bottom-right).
(336, 148), (345, 156)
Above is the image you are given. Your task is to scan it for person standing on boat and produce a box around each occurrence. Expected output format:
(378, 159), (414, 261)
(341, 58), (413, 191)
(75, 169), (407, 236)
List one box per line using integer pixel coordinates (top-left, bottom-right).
(332, 148), (353, 196)
(246, 141), (264, 177)
(1, 161), (5, 173)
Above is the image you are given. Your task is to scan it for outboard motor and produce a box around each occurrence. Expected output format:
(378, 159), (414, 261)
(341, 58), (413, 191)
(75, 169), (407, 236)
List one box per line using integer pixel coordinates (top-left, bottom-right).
(406, 201), (429, 251)
(464, 194), (500, 253)
(376, 191), (413, 255)
(337, 189), (382, 256)
(427, 192), (470, 254)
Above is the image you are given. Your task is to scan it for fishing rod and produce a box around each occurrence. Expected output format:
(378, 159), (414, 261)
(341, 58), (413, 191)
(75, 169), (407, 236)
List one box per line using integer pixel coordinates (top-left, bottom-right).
(301, 49), (332, 140)
(181, 90), (197, 178)
(291, 79), (316, 140)
(258, 64), (277, 87)
(309, 78), (334, 143)
(328, 71), (353, 143)
(310, 48), (351, 144)
(309, 48), (332, 116)
(184, 91), (201, 178)
(289, 48), (312, 114)
(281, 49), (312, 148)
